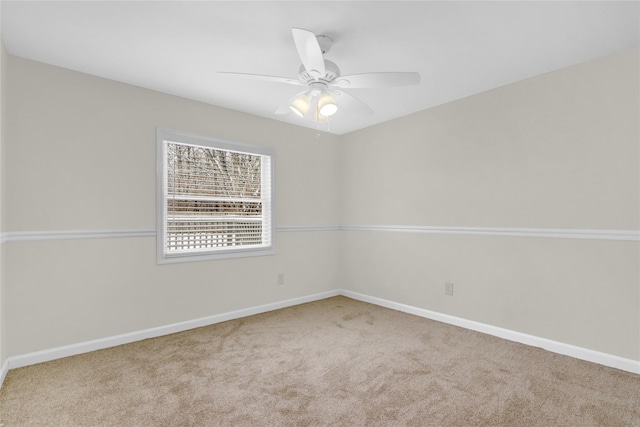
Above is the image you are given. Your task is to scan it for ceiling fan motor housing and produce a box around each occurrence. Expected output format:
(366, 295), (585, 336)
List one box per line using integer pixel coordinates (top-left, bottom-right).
(298, 60), (341, 86)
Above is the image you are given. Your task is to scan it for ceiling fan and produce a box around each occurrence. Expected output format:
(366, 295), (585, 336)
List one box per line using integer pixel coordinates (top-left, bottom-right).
(219, 28), (421, 122)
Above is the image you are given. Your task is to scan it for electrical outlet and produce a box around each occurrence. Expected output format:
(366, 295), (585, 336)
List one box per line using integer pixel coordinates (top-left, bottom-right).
(278, 273), (285, 285)
(445, 282), (454, 296)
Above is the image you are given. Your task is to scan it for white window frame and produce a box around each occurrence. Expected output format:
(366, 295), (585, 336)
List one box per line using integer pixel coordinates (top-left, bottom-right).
(156, 129), (275, 264)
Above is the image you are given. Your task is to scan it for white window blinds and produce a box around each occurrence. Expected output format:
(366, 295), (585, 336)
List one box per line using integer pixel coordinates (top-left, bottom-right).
(157, 130), (274, 263)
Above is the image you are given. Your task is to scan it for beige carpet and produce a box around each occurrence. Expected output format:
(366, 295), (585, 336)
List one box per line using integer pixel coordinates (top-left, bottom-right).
(1, 296), (638, 426)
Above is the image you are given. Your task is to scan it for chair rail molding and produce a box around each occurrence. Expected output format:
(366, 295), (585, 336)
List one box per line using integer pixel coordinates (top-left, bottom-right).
(340, 225), (640, 241)
(1, 225), (638, 243)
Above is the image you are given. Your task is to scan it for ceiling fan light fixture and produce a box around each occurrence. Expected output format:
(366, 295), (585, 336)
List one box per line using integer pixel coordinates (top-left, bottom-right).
(317, 92), (338, 116)
(290, 95), (310, 117)
(314, 109), (331, 123)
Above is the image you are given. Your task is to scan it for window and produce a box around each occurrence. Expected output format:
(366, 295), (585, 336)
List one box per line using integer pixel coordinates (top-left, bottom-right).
(156, 129), (275, 263)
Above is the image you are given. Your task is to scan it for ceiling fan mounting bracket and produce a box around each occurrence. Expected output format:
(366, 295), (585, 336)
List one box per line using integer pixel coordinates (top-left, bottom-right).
(316, 35), (333, 54)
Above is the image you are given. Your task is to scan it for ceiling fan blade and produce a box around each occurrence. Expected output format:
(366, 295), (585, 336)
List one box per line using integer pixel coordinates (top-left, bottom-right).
(291, 28), (325, 79)
(331, 90), (374, 116)
(218, 72), (303, 86)
(333, 72), (421, 89)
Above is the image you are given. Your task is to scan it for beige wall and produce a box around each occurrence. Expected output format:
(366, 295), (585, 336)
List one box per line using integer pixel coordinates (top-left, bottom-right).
(0, 36), (5, 368)
(340, 49), (639, 229)
(340, 48), (639, 360)
(4, 56), (342, 355)
(4, 58), (342, 232)
(3, 48), (639, 363)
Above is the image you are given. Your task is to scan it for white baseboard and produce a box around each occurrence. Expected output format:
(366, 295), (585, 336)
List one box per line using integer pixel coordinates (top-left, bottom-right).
(5, 290), (339, 372)
(0, 358), (8, 387)
(2, 287), (637, 392)
(341, 290), (640, 375)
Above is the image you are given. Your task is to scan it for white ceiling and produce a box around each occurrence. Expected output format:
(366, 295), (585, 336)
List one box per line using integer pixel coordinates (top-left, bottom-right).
(1, 1), (639, 135)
